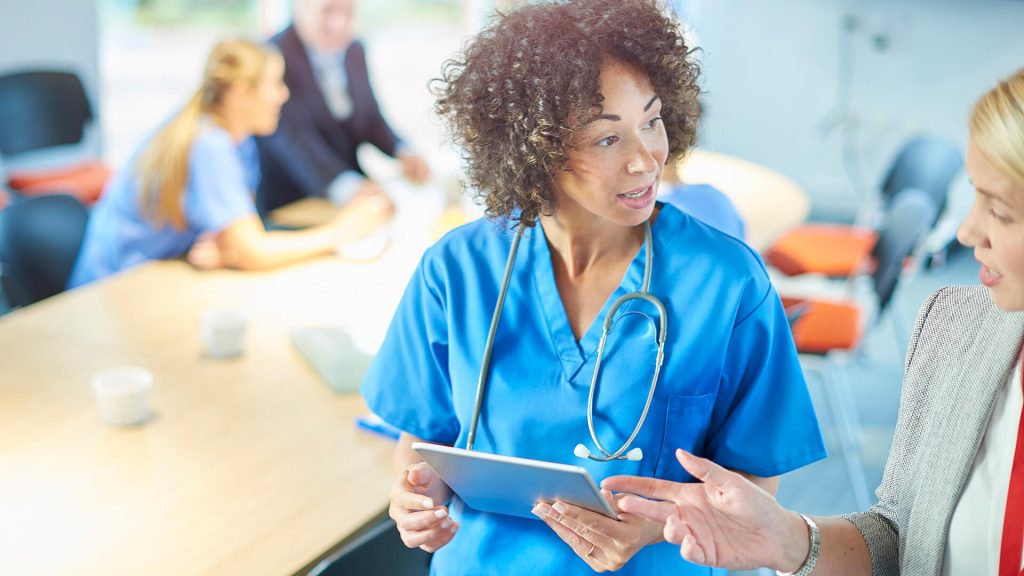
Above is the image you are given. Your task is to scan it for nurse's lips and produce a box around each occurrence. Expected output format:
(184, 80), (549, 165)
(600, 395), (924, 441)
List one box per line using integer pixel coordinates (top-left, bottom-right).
(979, 262), (1003, 288)
(616, 181), (655, 210)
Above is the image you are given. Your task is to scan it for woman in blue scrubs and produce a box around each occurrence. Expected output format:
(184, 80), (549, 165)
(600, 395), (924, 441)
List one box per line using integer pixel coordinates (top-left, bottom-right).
(361, 1), (826, 574)
(69, 39), (394, 288)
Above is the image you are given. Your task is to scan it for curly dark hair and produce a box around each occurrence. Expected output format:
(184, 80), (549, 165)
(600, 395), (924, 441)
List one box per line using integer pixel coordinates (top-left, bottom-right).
(433, 0), (700, 228)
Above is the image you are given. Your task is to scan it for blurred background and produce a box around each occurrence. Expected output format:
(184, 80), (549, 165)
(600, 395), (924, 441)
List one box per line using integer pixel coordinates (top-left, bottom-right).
(4, 0), (1023, 217)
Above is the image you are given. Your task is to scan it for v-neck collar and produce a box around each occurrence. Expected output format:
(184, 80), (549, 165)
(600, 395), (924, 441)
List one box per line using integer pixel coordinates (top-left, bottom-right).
(528, 203), (680, 383)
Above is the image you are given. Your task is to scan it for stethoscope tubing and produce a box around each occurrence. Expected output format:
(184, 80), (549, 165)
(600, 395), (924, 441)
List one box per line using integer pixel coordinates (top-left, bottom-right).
(466, 219), (665, 462)
(466, 223), (524, 452)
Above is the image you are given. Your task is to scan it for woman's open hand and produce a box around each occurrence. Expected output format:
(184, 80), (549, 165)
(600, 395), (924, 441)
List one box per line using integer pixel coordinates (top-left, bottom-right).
(601, 449), (808, 571)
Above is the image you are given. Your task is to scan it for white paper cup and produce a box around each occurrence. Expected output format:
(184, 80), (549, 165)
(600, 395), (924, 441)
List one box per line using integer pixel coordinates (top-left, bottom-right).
(90, 366), (154, 427)
(201, 309), (247, 358)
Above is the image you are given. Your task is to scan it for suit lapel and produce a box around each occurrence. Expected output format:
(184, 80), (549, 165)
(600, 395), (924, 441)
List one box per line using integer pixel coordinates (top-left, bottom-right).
(281, 26), (339, 130)
(905, 291), (1024, 574)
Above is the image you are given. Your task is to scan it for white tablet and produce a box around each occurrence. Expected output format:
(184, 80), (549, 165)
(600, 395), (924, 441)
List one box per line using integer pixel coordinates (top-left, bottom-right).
(411, 443), (616, 519)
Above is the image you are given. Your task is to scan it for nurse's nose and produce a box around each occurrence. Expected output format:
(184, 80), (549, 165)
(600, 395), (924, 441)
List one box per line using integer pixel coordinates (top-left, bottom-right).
(627, 139), (658, 175)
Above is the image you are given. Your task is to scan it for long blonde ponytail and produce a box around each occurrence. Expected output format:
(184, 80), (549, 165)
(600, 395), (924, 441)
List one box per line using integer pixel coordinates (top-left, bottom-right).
(137, 39), (278, 229)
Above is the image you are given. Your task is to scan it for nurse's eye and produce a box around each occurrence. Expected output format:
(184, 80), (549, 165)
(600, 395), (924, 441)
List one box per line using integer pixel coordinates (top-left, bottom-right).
(642, 117), (663, 130)
(596, 135), (620, 147)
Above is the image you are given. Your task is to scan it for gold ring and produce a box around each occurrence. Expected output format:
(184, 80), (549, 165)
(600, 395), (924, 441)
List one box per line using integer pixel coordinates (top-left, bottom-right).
(586, 543), (595, 558)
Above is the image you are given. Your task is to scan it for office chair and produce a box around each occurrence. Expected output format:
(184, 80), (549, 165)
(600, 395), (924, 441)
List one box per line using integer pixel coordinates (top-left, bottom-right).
(306, 517), (430, 576)
(0, 70), (111, 205)
(0, 194), (89, 307)
(765, 136), (962, 278)
(783, 187), (937, 509)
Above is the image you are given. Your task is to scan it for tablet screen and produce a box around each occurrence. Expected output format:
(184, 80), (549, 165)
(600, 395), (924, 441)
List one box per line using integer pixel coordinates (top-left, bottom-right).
(412, 443), (616, 519)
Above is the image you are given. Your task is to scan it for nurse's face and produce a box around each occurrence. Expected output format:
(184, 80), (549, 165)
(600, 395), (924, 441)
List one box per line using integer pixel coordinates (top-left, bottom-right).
(238, 55), (290, 137)
(551, 59), (668, 229)
(956, 136), (1024, 312)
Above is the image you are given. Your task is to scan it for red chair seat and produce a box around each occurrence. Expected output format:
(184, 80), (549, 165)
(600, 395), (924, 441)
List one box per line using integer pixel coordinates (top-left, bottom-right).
(782, 296), (862, 354)
(7, 161), (111, 205)
(766, 224), (878, 277)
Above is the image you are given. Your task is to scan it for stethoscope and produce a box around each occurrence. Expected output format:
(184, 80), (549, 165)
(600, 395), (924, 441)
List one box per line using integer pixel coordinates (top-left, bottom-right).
(465, 219), (667, 462)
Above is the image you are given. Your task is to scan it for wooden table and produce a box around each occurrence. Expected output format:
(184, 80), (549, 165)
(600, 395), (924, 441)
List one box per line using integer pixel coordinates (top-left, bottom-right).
(0, 186), (452, 575)
(676, 149), (810, 251)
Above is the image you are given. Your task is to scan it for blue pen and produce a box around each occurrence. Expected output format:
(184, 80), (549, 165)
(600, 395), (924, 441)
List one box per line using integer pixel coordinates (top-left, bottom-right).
(355, 414), (401, 441)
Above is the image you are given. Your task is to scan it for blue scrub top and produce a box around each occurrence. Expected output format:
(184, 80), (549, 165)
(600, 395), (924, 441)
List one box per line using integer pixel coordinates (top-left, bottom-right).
(362, 203), (825, 576)
(68, 121), (258, 288)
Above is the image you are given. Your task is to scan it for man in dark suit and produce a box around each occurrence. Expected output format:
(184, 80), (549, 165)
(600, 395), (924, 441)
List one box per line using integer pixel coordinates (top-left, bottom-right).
(256, 0), (430, 214)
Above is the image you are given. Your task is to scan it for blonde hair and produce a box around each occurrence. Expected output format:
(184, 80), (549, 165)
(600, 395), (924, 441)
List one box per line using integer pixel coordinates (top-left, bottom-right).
(137, 39), (279, 229)
(970, 68), (1024, 187)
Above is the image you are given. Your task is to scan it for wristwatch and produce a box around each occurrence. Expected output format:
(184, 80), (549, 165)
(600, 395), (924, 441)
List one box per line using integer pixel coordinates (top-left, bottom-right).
(776, 514), (820, 576)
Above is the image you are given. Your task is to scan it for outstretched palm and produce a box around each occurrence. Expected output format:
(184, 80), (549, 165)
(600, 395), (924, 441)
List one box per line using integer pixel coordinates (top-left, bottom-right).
(601, 449), (799, 570)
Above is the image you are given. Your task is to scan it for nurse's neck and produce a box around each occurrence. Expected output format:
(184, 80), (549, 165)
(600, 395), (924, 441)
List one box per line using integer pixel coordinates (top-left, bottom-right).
(539, 213), (643, 279)
(210, 106), (255, 144)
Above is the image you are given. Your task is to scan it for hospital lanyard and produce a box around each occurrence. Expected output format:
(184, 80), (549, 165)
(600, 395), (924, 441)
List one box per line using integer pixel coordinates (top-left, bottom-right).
(465, 220), (667, 462)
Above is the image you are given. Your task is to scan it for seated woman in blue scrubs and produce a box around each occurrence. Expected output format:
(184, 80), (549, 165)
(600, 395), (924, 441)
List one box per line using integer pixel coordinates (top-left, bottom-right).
(361, 1), (826, 574)
(68, 38), (394, 288)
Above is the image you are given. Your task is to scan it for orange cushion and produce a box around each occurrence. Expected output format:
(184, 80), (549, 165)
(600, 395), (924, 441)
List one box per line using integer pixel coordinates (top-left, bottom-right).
(766, 224), (878, 277)
(8, 161), (112, 205)
(782, 296), (862, 353)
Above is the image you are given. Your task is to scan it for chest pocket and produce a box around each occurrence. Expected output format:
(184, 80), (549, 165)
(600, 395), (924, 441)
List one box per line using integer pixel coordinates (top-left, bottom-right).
(654, 392), (716, 480)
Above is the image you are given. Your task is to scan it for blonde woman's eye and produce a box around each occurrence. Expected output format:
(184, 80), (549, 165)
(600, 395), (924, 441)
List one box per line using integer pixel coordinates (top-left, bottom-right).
(989, 209), (1012, 223)
(597, 135), (619, 147)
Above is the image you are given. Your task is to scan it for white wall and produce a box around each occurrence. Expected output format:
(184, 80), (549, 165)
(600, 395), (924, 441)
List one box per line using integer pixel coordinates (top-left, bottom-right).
(0, 0), (101, 159)
(693, 0), (1024, 221)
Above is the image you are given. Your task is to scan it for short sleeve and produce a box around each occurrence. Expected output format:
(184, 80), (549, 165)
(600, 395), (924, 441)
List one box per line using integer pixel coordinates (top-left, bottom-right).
(185, 131), (256, 232)
(361, 255), (460, 444)
(705, 284), (827, 477)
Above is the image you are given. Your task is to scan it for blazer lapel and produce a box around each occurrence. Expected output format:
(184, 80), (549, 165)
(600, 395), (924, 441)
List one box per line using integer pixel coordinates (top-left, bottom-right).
(904, 291), (1024, 575)
(281, 26), (339, 130)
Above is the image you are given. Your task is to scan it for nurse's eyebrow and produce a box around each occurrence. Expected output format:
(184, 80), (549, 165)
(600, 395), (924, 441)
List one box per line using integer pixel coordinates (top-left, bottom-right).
(593, 96), (661, 122)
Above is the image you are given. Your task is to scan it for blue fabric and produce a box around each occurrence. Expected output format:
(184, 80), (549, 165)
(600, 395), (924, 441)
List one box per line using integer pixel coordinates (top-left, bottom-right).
(660, 183), (745, 241)
(68, 122), (259, 287)
(362, 203), (825, 576)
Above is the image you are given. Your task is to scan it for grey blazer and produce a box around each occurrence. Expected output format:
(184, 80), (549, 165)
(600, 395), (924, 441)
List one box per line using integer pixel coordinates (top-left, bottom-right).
(844, 285), (1024, 575)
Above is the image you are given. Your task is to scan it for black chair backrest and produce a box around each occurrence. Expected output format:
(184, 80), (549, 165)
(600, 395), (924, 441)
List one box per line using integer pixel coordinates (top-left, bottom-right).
(879, 136), (963, 223)
(0, 70), (94, 157)
(871, 187), (937, 313)
(0, 194), (89, 307)
(307, 517), (430, 576)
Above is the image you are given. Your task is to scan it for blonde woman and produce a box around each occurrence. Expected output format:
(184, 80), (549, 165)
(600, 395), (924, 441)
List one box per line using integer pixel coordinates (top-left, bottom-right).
(604, 68), (1024, 576)
(69, 39), (393, 288)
